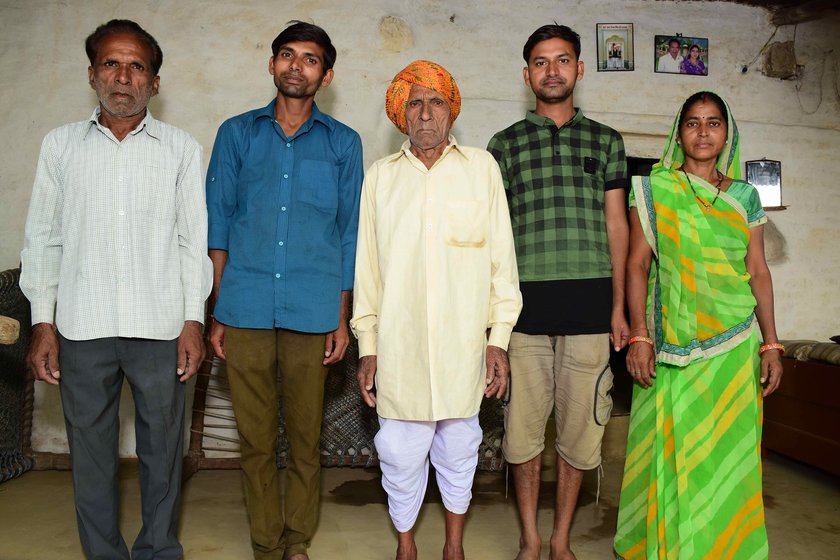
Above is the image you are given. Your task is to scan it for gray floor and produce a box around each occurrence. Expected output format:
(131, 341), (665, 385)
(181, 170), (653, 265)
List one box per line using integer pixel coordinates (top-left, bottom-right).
(0, 440), (838, 559)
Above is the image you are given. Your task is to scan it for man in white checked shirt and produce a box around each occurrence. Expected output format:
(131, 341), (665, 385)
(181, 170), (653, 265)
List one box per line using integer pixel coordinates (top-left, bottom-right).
(19, 19), (212, 560)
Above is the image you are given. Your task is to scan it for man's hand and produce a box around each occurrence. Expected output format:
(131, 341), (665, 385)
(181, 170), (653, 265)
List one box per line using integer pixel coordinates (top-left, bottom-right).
(324, 321), (350, 366)
(176, 320), (205, 382)
(484, 345), (510, 399)
(610, 311), (630, 352)
(357, 355), (377, 407)
(28, 322), (60, 385)
(208, 318), (226, 360)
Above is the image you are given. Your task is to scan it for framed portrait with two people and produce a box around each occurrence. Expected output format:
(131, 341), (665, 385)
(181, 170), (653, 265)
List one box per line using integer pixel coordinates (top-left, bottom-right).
(655, 34), (709, 76)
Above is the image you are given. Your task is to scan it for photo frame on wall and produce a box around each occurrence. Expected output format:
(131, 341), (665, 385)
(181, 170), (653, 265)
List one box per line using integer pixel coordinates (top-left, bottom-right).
(597, 23), (634, 71)
(654, 34), (709, 75)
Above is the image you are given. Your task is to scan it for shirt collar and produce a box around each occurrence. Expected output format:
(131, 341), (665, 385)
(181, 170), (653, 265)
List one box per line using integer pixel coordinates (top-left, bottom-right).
(84, 107), (160, 140)
(525, 108), (583, 130)
(386, 135), (468, 164)
(255, 98), (335, 133)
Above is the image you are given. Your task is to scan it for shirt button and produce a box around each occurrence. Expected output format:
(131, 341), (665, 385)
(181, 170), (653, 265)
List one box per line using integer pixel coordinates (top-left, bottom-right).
(278, 241), (284, 246)
(118, 210), (125, 216)
(275, 273), (281, 279)
(286, 143), (291, 148)
(281, 206), (287, 211)
(118, 176), (124, 182)
(283, 174), (289, 179)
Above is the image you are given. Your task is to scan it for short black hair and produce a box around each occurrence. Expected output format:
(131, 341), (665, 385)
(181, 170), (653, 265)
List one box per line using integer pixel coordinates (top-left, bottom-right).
(523, 24), (581, 63)
(668, 38), (681, 48)
(678, 91), (728, 128)
(85, 19), (163, 75)
(271, 21), (337, 71)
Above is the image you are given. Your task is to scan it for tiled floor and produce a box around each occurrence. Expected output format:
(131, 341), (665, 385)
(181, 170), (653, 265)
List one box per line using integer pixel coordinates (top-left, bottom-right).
(1, 444), (838, 559)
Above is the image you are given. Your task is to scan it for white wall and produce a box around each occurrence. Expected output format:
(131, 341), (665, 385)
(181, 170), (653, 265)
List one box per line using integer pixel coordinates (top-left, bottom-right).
(2, 1), (838, 456)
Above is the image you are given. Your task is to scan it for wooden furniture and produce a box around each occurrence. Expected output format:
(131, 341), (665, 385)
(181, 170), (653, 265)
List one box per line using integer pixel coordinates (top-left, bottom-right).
(763, 356), (840, 476)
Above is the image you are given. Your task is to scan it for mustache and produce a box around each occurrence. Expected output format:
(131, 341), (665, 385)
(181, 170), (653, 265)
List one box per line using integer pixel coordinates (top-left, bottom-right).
(540, 77), (566, 86)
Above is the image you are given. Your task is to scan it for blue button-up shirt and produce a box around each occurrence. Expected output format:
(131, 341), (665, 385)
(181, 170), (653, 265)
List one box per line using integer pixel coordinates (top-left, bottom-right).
(207, 100), (363, 333)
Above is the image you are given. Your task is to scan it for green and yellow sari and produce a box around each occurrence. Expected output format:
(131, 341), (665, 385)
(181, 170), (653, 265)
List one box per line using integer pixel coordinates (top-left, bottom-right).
(614, 97), (770, 559)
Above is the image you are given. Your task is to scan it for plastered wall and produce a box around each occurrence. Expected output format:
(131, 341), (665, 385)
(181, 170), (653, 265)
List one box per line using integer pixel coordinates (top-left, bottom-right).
(1, 1), (838, 456)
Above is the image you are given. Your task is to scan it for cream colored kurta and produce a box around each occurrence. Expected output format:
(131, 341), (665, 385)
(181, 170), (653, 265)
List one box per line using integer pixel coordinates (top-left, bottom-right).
(351, 137), (522, 421)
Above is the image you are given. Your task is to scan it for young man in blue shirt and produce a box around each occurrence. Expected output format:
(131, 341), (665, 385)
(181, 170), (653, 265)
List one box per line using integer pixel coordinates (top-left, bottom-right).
(206, 21), (363, 560)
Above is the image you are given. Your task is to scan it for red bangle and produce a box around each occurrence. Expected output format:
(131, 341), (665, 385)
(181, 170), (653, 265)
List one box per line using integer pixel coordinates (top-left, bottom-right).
(759, 342), (784, 356)
(629, 336), (654, 347)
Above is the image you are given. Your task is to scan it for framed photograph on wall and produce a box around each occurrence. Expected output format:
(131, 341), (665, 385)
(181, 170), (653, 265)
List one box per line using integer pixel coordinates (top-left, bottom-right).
(597, 23), (634, 71)
(654, 35), (709, 75)
(745, 159), (783, 207)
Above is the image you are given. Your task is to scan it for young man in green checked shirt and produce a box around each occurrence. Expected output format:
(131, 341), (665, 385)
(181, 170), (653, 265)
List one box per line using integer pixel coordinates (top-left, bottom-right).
(487, 23), (630, 560)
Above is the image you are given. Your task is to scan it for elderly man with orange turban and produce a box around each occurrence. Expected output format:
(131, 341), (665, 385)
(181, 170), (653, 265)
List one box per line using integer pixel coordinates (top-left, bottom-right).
(351, 60), (522, 560)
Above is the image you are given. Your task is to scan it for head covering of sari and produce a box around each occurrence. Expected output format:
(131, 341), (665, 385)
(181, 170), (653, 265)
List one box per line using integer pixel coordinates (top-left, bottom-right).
(385, 60), (461, 134)
(656, 91), (741, 179)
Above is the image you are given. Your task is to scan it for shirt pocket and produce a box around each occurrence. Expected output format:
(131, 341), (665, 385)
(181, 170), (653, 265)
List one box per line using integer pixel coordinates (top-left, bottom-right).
(572, 153), (606, 208)
(135, 165), (178, 222)
(445, 199), (486, 248)
(296, 159), (338, 211)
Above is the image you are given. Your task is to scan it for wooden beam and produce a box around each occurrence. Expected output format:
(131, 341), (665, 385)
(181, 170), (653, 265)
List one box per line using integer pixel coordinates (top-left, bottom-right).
(770, 0), (838, 26)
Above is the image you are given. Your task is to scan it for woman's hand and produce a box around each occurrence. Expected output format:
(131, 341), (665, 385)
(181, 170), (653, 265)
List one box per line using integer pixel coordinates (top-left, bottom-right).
(627, 341), (656, 388)
(759, 349), (784, 396)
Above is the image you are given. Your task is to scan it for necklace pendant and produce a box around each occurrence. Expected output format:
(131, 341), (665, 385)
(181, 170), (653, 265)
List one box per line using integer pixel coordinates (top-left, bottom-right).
(704, 205), (712, 213)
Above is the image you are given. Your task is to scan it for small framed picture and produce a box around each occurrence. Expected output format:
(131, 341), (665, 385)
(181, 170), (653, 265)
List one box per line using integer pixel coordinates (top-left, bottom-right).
(745, 159), (783, 207)
(654, 35), (709, 75)
(597, 23), (634, 71)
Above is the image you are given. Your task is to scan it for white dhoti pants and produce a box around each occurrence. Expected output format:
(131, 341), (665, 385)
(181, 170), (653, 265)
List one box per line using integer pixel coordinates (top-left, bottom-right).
(375, 414), (482, 533)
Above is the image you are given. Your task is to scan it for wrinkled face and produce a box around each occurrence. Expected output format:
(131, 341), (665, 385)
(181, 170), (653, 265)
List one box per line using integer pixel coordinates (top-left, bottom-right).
(668, 41), (681, 58)
(689, 46), (700, 61)
(269, 40), (333, 99)
(88, 32), (159, 120)
(405, 84), (451, 151)
(524, 37), (583, 104)
(678, 100), (727, 163)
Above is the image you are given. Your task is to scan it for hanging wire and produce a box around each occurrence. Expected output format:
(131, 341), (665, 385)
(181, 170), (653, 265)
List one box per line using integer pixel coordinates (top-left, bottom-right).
(793, 18), (832, 116)
(745, 25), (780, 70)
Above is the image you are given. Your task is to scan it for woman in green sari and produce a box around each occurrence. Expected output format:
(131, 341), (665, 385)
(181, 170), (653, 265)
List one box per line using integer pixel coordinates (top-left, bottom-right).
(614, 91), (783, 559)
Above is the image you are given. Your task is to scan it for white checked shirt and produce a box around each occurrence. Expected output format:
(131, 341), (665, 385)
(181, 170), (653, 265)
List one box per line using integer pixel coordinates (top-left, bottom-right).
(20, 108), (213, 341)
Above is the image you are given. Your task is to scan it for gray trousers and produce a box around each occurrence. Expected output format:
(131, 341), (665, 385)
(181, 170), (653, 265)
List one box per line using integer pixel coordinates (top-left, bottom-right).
(58, 334), (184, 560)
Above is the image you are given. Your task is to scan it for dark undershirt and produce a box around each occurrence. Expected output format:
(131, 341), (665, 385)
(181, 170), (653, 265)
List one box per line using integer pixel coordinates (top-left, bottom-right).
(514, 278), (613, 335)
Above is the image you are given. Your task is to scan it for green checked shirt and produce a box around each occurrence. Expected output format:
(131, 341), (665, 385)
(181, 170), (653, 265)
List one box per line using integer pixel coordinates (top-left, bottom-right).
(488, 109), (627, 335)
(488, 109), (626, 281)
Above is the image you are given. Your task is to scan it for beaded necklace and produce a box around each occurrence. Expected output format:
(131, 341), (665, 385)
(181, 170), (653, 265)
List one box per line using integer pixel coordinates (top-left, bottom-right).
(684, 170), (724, 212)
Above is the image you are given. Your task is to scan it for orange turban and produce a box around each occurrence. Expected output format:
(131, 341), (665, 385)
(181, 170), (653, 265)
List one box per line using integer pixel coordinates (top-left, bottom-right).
(385, 60), (461, 134)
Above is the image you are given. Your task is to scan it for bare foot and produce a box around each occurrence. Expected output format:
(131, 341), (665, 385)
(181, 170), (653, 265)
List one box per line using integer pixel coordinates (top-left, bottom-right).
(443, 543), (465, 560)
(396, 540), (417, 560)
(548, 543), (577, 560)
(515, 533), (541, 560)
